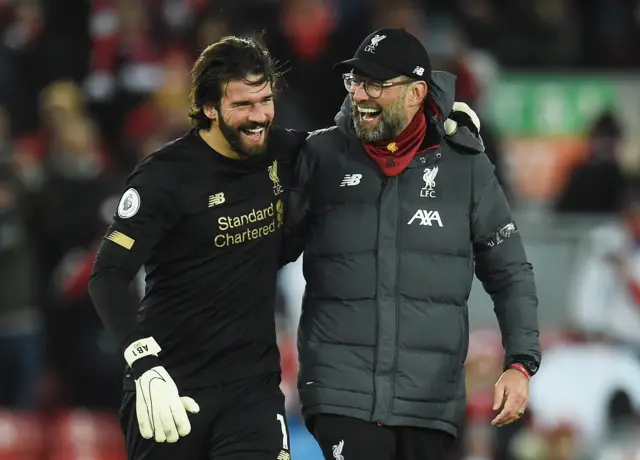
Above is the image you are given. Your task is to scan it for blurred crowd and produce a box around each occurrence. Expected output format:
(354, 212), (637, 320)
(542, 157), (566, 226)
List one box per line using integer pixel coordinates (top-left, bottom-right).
(2, 0), (640, 459)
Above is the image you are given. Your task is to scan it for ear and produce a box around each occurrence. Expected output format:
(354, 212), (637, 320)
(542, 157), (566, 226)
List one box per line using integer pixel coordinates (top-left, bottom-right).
(409, 81), (428, 107)
(203, 105), (217, 123)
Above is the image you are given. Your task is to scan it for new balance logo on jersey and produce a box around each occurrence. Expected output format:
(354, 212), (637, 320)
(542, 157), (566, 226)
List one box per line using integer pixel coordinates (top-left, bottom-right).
(209, 193), (225, 207)
(340, 174), (362, 187)
(332, 440), (345, 460)
(407, 210), (443, 227)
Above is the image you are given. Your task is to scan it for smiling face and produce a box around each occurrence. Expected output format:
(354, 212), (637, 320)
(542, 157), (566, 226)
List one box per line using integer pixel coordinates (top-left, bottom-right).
(214, 75), (275, 158)
(349, 75), (425, 143)
(351, 82), (409, 143)
(188, 37), (282, 159)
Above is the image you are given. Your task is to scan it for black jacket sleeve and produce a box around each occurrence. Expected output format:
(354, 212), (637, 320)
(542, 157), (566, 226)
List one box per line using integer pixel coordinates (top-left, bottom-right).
(470, 152), (541, 374)
(88, 155), (184, 354)
(271, 126), (309, 166)
(281, 137), (314, 266)
(283, 128), (310, 164)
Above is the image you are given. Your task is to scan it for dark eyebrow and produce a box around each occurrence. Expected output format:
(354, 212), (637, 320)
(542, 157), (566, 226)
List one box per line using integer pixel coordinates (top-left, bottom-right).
(230, 94), (274, 108)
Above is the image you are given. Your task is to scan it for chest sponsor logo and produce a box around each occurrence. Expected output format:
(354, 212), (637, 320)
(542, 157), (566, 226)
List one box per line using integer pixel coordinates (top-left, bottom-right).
(214, 199), (283, 248)
(208, 192), (225, 207)
(269, 160), (283, 196)
(420, 166), (438, 198)
(407, 209), (443, 227)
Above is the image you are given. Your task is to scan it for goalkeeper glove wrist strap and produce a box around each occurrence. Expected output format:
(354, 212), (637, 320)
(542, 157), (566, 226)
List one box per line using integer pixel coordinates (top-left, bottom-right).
(130, 355), (162, 379)
(124, 337), (163, 379)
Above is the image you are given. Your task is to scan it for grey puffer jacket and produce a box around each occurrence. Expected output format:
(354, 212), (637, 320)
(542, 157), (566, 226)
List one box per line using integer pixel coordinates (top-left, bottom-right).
(283, 72), (541, 436)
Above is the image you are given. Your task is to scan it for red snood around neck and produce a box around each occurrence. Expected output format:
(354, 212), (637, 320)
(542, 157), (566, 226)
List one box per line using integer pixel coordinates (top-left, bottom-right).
(362, 111), (426, 176)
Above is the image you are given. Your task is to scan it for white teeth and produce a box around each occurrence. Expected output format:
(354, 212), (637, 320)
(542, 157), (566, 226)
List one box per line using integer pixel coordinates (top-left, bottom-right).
(357, 107), (380, 113)
(246, 128), (263, 133)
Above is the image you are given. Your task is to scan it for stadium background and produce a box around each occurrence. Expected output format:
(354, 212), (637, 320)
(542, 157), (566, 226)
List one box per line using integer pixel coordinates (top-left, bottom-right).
(1, 0), (640, 458)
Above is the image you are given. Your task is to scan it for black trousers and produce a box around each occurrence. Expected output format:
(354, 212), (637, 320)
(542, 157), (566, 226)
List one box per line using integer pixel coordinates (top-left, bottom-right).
(119, 373), (290, 460)
(308, 414), (455, 460)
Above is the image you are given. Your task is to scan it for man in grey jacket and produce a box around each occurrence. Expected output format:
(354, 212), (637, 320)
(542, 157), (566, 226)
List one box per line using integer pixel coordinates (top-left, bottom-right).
(282, 28), (541, 460)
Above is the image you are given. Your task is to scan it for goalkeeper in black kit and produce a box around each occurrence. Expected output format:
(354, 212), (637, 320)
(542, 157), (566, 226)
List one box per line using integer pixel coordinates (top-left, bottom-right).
(88, 37), (304, 460)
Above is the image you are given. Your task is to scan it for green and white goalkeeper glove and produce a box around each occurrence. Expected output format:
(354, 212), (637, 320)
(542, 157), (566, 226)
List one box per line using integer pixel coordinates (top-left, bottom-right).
(124, 337), (200, 443)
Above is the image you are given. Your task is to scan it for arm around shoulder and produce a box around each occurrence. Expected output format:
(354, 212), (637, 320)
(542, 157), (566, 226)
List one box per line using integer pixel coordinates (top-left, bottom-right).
(281, 132), (321, 266)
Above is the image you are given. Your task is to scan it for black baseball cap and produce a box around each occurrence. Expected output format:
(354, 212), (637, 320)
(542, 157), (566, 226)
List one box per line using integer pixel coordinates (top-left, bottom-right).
(334, 28), (431, 82)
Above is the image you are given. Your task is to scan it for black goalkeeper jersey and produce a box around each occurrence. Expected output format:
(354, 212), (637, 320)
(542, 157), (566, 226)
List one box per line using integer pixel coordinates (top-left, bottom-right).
(89, 127), (307, 389)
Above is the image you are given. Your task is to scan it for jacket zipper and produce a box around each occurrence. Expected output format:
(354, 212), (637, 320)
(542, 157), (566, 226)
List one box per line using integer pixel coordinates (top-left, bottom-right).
(371, 176), (388, 421)
(387, 178), (402, 420)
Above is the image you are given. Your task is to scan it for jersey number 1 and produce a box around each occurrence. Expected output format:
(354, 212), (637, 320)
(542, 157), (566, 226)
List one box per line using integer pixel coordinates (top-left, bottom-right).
(276, 413), (289, 450)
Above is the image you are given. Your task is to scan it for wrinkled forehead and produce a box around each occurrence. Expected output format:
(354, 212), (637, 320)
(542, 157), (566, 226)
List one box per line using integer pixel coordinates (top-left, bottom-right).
(223, 75), (273, 105)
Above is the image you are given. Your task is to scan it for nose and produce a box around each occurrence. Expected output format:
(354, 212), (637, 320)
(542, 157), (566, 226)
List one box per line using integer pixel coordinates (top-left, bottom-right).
(351, 83), (369, 103)
(247, 104), (268, 124)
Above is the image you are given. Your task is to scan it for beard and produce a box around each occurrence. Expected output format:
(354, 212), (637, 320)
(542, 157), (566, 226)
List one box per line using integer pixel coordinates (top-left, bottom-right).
(218, 115), (271, 159)
(352, 92), (410, 143)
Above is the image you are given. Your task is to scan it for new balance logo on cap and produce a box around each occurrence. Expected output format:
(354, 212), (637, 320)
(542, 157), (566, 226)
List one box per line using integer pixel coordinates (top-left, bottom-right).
(413, 66), (425, 76)
(340, 174), (362, 187)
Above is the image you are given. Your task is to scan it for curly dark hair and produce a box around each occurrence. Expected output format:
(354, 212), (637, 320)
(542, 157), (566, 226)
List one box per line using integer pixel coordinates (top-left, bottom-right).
(189, 36), (283, 130)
